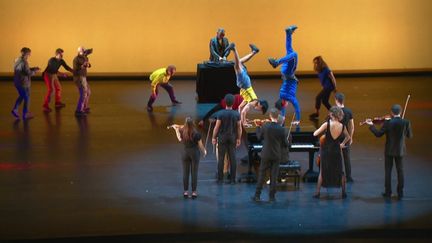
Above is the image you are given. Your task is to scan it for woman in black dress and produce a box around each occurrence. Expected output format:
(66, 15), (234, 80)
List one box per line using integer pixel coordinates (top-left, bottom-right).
(171, 117), (207, 199)
(313, 106), (350, 199)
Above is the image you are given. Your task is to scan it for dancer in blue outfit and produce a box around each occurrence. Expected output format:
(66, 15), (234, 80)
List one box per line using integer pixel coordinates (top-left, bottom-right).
(268, 25), (300, 125)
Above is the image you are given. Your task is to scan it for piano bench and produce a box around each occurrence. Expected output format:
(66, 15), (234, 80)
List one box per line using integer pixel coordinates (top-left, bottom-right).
(279, 160), (301, 189)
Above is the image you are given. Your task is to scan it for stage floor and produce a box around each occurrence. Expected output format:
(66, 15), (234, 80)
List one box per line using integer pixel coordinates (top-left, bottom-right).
(1, 76), (432, 241)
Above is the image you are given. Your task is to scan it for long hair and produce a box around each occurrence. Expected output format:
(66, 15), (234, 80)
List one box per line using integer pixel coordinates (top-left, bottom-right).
(313, 56), (328, 73)
(181, 117), (195, 142)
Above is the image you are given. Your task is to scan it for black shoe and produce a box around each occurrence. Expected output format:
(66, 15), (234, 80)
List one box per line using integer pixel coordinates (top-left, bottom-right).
(398, 192), (404, 200)
(342, 192), (347, 199)
(191, 192), (197, 200)
(75, 111), (87, 117)
(55, 102), (66, 108)
(172, 100), (182, 106)
(309, 113), (319, 119)
(183, 192), (189, 199)
(285, 25), (298, 35)
(249, 44), (260, 53)
(347, 177), (354, 183)
(225, 42), (235, 52)
(216, 179), (223, 184)
(382, 192), (391, 198)
(268, 58), (278, 68)
(251, 195), (261, 202)
(313, 193), (320, 199)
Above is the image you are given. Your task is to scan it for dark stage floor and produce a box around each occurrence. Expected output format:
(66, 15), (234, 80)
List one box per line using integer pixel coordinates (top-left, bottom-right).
(1, 76), (432, 241)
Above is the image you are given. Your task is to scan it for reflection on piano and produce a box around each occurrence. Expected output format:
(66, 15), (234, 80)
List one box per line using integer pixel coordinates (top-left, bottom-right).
(246, 130), (320, 182)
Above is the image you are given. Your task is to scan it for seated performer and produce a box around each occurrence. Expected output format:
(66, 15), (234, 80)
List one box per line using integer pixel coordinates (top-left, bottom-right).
(225, 42), (268, 125)
(309, 56), (337, 119)
(268, 25), (301, 125)
(366, 104), (413, 200)
(12, 47), (40, 120)
(42, 48), (73, 112)
(199, 94), (243, 127)
(147, 65), (181, 112)
(313, 106), (351, 199)
(209, 28), (231, 62)
(252, 108), (289, 202)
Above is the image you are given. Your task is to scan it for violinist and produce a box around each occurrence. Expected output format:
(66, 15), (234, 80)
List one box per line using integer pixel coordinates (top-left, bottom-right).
(365, 104), (413, 200)
(252, 108), (289, 202)
(335, 93), (355, 182)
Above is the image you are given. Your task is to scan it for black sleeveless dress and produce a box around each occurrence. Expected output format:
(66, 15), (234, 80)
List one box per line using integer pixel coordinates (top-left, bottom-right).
(320, 120), (345, 188)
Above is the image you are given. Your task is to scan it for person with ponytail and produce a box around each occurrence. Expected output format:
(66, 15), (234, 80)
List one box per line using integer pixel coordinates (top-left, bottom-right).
(170, 117), (207, 199)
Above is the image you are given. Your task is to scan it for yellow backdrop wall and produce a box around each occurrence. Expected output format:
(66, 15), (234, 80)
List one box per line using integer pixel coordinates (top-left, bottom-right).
(0, 0), (431, 73)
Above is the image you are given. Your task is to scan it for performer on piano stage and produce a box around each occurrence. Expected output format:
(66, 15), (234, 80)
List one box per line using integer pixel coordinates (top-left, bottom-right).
(11, 47), (40, 120)
(335, 92), (355, 182)
(42, 48), (73, 112)
(268, 25), (301, 125)
(198, 94), (244, 127)
(365, 104), (412, 200)
(313, 106), (351, 199)
(209, 28), (231, 62)
(147, 65), (181, 112)
(73, 46), (92, 117)
(170, 117), (207, 199)
(212, 94), (242, 184)
(224, 42), (268, 126)
(309, 56), (337, 119)
(252, 108), (289, 202)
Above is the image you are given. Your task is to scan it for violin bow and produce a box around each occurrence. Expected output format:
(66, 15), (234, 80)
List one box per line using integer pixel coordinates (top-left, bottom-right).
(286, 113), (296, 141)
(204, 120), (214, 152)
(402, 94), (411, 119)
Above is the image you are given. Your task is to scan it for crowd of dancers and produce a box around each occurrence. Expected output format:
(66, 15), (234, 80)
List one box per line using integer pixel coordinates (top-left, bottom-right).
(9, 25), (412, 202)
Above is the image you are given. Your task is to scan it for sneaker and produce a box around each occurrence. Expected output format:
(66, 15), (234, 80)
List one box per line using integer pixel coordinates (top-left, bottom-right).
(268, 58), (278, 68)
(75, 111), (87, 117)
(285, 25), (298, 35)
(55, 102), (66, 108)
(249, 44), (260, 53)
(172, 100), (182, 106)
(23, 113), (35, 120)
(382, 192), (391, 198)
(43, 106), (52, 113)
(147, 106), (153, 112)
(11, 110), (20, 119)
(309, 113), (319, 119)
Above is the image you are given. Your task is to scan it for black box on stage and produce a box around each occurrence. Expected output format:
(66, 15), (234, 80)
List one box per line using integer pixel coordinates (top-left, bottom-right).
(196, 62), (239, 103)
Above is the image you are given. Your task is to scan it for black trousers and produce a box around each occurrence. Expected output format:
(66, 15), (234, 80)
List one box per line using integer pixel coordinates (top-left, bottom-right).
(182, 148), (200, 191)
(202, 103), (224, 121)
(255, 159), (280, 198)
(315, 88), (333, 110)
(342, 146), (352, 179)
(217, 140), (237, 182)
(384, 155), (404, 195)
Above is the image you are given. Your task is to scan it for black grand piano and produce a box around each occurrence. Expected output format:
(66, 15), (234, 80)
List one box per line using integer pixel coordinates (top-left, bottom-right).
(243, 127), (320, 182)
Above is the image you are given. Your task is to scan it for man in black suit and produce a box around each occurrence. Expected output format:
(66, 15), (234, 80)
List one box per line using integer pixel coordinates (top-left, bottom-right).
(209, 28), (231, 62)
(252, 108), (289, 202)
(366, 104), (413, 200)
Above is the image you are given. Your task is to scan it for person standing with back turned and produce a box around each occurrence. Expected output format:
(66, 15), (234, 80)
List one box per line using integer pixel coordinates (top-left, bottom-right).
(366, 104), (413, 200)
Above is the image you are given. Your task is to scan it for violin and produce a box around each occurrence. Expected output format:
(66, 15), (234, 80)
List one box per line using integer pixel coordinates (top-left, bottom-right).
(359, 94), (410, 126)
(252, 118), (271, 127)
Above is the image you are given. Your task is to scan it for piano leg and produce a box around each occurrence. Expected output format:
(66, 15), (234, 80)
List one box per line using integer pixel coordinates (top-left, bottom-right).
(303, 151), (319, 182)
